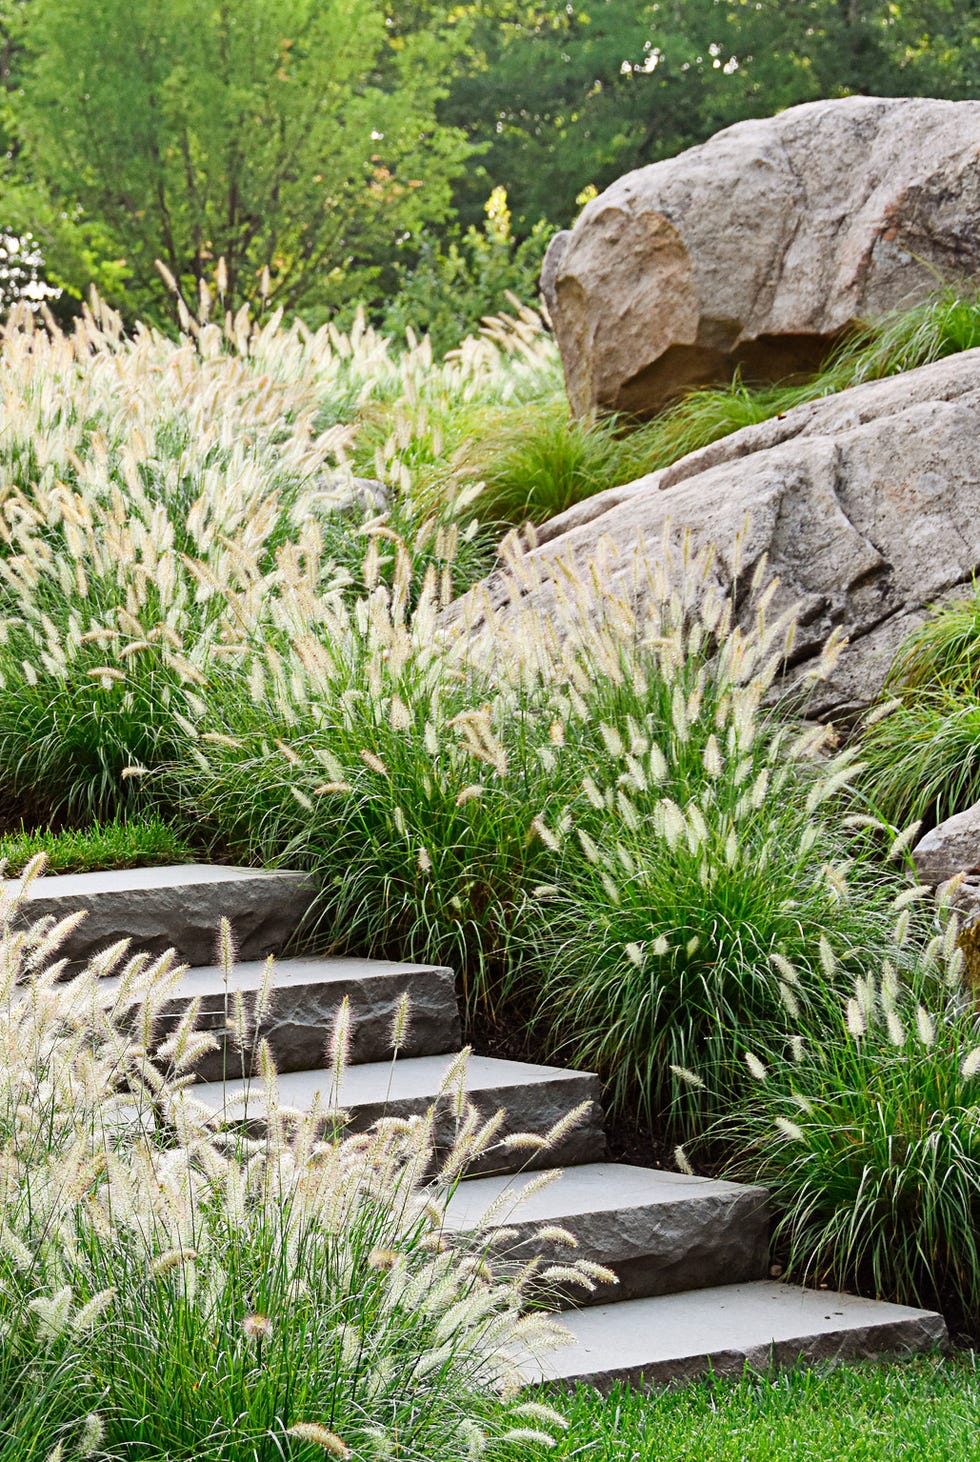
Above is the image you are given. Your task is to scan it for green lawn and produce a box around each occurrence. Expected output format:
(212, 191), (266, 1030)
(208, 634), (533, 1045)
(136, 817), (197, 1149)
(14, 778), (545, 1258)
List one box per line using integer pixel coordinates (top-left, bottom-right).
(0, 815), (195, 876)
(548, 1355), (980, 1460)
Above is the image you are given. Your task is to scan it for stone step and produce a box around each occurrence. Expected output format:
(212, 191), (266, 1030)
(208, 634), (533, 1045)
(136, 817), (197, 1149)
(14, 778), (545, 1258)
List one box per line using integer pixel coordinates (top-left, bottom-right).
(188, 1054), (606, 1175)
(103, 956), (460, 1080)
(521, 1281), (948, 1388)
(12, 864), (314, 967)
(443, 1163), (769, 1306)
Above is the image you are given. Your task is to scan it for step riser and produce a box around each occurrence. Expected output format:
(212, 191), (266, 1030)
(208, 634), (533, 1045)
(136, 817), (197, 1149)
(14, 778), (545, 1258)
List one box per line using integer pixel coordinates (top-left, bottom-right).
(543, 1315), (950, 1389)
(15, 866), (314, 968)
(147, 965), (461, 1078)
(229, 1083), (605, 1175)
(192, 1063), (606, 1176)
(503, 1188), (770, 1308)
(444, 1166), (770, 1309)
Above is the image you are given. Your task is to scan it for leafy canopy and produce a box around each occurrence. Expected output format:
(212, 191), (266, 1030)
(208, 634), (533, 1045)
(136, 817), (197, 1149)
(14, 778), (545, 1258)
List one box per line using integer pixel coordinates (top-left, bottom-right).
(446, 0), (980, 231)
(12, 0), (472, 322)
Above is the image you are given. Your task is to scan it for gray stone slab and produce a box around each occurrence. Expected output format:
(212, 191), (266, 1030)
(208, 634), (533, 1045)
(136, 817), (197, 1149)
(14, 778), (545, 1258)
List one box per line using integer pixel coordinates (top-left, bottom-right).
(189, 1054), (606, 1174)
(521, 1281), (948, 1388)
(105, 956), (460, 1077)
(13, 864), (315, 967)
(444, 1164), (769, 1304)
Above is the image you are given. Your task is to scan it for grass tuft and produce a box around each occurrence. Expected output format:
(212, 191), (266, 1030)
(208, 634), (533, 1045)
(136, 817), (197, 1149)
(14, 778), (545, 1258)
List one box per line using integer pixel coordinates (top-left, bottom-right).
(173, 530), (932, 1144)
(861, 583), (980, 824)
(725, 950), (980, 1317)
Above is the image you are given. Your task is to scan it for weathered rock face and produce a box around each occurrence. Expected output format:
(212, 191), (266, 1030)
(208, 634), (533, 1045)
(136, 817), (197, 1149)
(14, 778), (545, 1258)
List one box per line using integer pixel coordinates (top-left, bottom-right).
(474, 349), (980, 721)
(142, 957), (461, 1081)
(543, 96), (980, 418)
(15, 864), (316, 967)
(913, 804), (980, 887)
(444, 1165), (769, 1307)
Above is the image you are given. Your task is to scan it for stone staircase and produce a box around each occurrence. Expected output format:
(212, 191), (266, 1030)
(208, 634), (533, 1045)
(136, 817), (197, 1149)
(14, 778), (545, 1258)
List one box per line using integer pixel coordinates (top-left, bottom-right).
(16, 862), (949, 1386)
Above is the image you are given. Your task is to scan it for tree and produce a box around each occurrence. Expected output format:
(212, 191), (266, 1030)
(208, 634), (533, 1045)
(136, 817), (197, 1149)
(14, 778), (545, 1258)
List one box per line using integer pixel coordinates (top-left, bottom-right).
(0, 3), (63, 317)
(10, 0), (473, 322)
(443, 0), (980, 233)
(383, 186), (552, 354)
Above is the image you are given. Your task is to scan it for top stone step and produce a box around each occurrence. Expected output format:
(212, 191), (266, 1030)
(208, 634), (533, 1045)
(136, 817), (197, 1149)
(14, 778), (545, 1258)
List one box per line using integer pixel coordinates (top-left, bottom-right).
(10, 864), (315, 967)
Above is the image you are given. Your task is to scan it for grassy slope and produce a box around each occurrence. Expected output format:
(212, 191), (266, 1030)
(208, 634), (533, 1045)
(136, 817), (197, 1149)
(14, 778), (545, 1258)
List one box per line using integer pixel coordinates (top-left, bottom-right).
(441, 285), (980, 530)
(550, 1356), (980, 1460)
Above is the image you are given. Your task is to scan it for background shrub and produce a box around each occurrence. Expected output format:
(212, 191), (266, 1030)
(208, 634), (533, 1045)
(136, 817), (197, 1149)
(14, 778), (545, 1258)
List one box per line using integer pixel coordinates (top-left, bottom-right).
(382, 187), (552, 358)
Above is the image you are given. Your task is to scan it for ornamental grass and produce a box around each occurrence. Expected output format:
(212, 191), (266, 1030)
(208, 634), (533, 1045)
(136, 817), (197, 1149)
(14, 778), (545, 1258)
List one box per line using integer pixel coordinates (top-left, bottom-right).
(723, 909), (980, 1318)
(0, 861), (587, 1459)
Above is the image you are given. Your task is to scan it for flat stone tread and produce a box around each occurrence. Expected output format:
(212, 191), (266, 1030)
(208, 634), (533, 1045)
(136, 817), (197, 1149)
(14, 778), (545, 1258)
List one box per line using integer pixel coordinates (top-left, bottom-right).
(190, 1053), (597, 1112)
(444, 1163), (765, 1229)
(104, 955), (455, 997)
(525, 1282), (948, 1383)
(18, 863), (309, 898)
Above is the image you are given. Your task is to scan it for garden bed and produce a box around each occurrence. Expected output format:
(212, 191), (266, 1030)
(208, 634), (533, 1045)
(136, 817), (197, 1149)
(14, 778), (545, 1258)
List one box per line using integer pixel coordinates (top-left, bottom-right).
(2, 288), (980, 1455)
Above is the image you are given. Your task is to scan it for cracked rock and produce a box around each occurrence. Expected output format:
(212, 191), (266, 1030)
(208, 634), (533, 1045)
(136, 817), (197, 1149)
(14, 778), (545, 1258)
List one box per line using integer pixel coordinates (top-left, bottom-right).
(15, 864), (316, 968)
(467, 349), (980, 721)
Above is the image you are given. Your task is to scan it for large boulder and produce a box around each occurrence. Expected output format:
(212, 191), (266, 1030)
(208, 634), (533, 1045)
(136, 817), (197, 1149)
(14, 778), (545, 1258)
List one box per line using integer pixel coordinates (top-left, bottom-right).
(543, 96), (980, 419)
(471, 348), (980, 722)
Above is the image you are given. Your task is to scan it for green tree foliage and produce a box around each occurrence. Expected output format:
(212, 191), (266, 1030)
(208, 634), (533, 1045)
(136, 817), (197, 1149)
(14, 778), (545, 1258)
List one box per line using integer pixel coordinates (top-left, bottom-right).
(382, 186), (551, 354)
(445, 0), (980, 232)
(10, 0), (473, 322)
(0, 3), (63, 316)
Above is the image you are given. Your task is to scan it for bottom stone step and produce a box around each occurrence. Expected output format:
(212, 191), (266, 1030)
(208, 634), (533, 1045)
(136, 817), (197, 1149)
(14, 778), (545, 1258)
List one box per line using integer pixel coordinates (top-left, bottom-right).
(521, 1282), (948, 1388)
(444, 1164), (769, 1305)
(189, 1054), (606, 1174)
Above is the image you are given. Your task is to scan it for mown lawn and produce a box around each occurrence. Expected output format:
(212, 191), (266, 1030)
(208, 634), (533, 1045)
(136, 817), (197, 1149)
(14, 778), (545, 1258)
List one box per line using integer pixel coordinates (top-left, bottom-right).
(548, 1354), (980, 1460)
(0, 815), (194, 876)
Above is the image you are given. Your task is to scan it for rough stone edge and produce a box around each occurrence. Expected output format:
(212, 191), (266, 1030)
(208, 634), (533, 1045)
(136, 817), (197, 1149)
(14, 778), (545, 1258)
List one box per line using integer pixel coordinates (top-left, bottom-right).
(528, 1309), (948, 1390)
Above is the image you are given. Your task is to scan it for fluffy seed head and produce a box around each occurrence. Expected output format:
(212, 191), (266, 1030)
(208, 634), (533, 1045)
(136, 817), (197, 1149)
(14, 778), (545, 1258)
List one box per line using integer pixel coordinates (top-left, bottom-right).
(79, 1414), (105, 1457)
(243, 1312), (274, 1340)
(670, 1064), (704, 1089)
(286, 1424), (351, 1457)
(846, 998), (867, 1039)
(961, 1047), (980, 1079)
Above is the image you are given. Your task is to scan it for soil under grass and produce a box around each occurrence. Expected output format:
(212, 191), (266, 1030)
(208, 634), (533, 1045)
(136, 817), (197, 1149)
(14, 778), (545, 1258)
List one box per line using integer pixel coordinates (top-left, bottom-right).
(547, 1354), (980, 1460)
